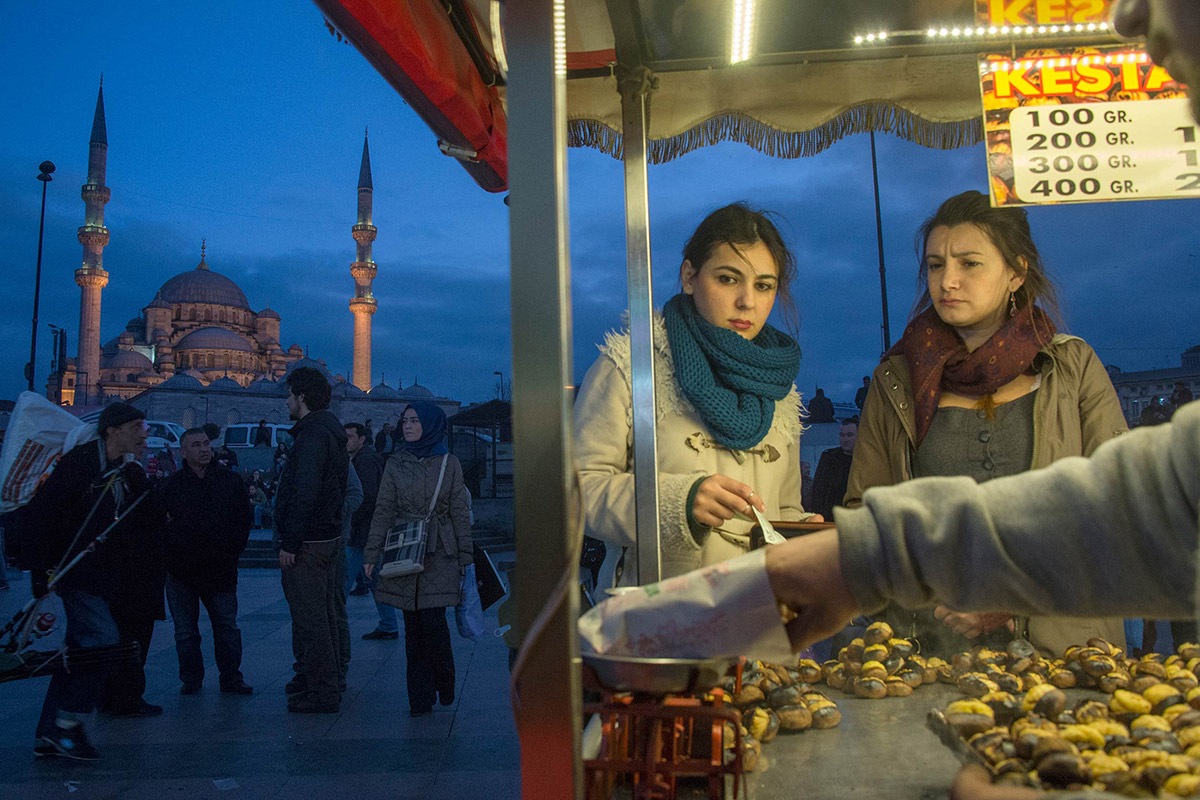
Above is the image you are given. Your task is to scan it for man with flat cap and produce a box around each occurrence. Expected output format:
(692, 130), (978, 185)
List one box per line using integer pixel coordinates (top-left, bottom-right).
(26, 402), (163, 760)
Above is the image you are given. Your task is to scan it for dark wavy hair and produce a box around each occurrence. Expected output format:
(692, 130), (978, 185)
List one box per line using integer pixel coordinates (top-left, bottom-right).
(285, 366), (332, 411)
(912, 190), (1062, 330)
(681, 202), (798, 334)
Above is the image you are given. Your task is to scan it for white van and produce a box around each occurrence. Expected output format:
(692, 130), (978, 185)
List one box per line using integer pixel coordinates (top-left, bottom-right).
(219, 422), (293, 450)
(78, 410), (187, 453)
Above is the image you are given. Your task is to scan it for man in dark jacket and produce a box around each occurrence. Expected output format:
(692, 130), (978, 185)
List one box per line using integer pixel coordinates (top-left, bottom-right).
(344, 422), (383, 596)
(808, 388), (835, 423)
(810, 416), (858, 519)
(161, 428), (254, 696)
(275, 366), (348, 713)
(26, 402), (156, 760)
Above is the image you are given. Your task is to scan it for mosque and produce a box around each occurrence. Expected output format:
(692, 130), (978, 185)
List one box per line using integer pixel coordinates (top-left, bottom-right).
(46, 84), (458, 428)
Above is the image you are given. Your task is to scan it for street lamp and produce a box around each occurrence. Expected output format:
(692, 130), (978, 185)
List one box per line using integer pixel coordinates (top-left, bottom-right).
(494, 370), (503, 400)
(27, 160), (55, 392)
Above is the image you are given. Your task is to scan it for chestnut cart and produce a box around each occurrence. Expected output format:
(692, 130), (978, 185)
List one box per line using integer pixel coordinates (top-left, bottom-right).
(307, 2), (1128, 796)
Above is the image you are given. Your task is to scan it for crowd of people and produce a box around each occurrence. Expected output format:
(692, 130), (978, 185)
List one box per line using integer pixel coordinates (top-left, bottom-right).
(4, 365), (474, 761)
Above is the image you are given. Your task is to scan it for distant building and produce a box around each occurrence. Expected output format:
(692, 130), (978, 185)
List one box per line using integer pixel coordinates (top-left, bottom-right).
(1107, 345), (1200, 425)
(45, 84), (457, 430)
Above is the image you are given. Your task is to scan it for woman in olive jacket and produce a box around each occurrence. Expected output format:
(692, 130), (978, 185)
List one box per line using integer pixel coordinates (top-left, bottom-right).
(364, 401), (473, 716)
(845, 191), (1127, 658)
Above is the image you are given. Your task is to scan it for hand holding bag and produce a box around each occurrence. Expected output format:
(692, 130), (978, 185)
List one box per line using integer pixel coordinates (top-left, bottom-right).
(379, 455), (448, 578)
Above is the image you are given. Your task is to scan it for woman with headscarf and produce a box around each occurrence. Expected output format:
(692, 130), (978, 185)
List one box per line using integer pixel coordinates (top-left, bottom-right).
(363, 401), (473, 716)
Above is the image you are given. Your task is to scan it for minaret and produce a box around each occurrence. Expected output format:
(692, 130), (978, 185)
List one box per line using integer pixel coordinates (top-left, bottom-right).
(76, 80), (111, 405)
(349, 129), (378, 391)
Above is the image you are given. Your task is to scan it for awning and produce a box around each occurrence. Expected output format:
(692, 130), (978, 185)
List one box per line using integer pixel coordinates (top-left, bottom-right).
(313, 0), (1011, 191)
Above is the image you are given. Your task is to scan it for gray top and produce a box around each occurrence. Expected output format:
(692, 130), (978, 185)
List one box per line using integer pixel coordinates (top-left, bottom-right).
(914, 391), (1037, 482)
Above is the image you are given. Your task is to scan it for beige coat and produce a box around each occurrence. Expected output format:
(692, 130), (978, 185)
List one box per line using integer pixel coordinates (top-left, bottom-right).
(845, 334), (1129, 654)
(575, 315), (814, 584)
(364, 451), (473, 611)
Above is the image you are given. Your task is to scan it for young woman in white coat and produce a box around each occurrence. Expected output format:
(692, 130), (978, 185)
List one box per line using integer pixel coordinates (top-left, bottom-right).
(575, 203), (821, 587)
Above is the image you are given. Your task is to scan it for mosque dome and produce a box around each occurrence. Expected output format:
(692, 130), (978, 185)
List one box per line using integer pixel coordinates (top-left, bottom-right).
(210, 376), (243, 391)
(369, 382), (399, 399)
(184, 369), (207, 381)
(402, 382), (434, 399)
(332, 381), (366, 397)
(156, 254), (251, 309)
(176, 327), (254, 352)
(257, 307), (280, 320)
(160, 373), (203, 389)
(102, 349), (153, 371)
(147, 294), (172, 311)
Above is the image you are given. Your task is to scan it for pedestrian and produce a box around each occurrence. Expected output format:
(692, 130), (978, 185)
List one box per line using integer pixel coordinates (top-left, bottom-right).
(161, 428), (254, 696)
(854, 376), (870, 411)
(374, 422), (393, 454)
(845, 190), (1127, 657)
(248, 483), (267, 528)
(344, 422), (384, 596)
(809, 416), (857, 520)
(807, 387), (835, 423)
(25, 402), (158, 760)
(364, 401), (473, 715)
(213, 432), (239, 471)
(275, 366), (348, 714)
(254, 419), (272, 447)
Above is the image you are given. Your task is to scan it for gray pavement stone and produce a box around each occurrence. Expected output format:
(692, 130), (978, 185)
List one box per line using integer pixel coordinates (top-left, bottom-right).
(0, 567), (520, 798)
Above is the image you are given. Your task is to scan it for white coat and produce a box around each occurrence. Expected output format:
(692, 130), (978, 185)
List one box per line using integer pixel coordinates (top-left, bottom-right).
(574, 314), (814, 585)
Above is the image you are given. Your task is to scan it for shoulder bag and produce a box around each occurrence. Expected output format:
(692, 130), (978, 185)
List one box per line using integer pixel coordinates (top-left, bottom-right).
(379, 455), (448, 578)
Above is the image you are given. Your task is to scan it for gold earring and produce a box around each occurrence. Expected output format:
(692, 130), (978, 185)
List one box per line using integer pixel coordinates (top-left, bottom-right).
(1009, 292), (1017, 318)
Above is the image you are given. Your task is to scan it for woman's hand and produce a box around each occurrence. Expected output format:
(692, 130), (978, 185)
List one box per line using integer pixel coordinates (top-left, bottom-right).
(764, 529), (861, 652)
(934, 607), (1015, 639)
(691, 474), (766, 528)
(363, 563), (374, 580)
(950, 764), (1040, 800)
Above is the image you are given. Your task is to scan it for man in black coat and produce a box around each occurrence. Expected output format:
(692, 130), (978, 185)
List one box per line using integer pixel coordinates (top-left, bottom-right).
(808, 388), (836, 423)
(26, 402), (159, 760)
(810, 416), (858, 520)
(276, 367), (348, 713)
(343, 422), (383, 596)
(161, 428), (254, 696)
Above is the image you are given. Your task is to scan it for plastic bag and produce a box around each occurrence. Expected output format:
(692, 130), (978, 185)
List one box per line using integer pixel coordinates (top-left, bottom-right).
(0, 392), (95, 513)
(455, 564), (487, 640)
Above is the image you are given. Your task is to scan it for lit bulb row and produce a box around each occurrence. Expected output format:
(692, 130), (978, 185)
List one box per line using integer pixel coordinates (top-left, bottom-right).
(553, 0), (567, 76)
(854, 20), (1110, 45)
(982, 51), (1150, 72)
(730, 0), (757, 65)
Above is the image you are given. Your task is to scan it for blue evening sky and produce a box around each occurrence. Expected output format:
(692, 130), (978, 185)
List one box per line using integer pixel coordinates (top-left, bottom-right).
(1, 1), (1196, 408)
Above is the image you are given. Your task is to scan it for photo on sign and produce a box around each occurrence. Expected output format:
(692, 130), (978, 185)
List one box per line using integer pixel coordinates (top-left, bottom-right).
(980, 45), (1193, 206)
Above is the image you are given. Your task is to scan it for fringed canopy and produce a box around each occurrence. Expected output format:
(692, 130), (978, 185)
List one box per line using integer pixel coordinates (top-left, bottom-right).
(565, 54), (984, 164)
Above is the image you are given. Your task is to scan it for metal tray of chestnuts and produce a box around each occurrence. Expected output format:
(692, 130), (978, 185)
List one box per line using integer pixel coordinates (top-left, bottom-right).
(581, 653), (738, 695)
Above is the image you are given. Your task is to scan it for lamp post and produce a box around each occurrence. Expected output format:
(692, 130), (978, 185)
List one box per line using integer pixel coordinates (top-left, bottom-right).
(27, 161), (55, 392)
(494, 370), (504, 400)
(492, 370), (503, 497)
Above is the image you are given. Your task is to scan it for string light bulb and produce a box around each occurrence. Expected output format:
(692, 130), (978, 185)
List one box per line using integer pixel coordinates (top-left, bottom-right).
(730, 0), (756, 64)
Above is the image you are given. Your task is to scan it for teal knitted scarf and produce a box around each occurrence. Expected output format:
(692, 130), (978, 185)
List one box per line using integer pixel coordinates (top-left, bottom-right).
(662, 293), (801, 451)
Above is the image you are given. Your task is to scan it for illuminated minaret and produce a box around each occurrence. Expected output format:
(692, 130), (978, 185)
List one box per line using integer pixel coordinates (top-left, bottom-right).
(76, 80), (111, 405)
(349, 130), (377, 391)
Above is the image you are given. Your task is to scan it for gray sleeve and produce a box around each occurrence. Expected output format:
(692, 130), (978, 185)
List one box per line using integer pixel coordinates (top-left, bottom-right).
(835, 400), (1200, 619)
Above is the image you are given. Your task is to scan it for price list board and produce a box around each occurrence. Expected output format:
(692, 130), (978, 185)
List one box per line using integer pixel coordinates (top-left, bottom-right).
(980, 45), (1195, 207)
(1010, 99), (1200, 204)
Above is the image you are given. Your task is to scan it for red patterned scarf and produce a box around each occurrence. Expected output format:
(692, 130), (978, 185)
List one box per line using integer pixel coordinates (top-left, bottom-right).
(887, 304), (1056, 443)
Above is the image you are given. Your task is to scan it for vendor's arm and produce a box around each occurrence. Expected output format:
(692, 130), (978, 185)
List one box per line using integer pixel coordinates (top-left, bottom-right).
(767, 401), (1200, 652)
(842, 400), (1199, 619)
(574, 355), (709, 554)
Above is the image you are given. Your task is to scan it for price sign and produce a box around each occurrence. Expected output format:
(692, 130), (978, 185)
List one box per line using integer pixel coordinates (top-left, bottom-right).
(980, 45), (1194, 206)
(1010, 99), (1200, 204)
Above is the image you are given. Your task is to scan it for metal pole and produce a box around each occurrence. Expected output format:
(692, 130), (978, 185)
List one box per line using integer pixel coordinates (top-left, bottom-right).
(28, 161), (55, 392)
(869, 133), (891, 352)
(494, 369), (504, 399)
(507, 0), (582, 796)
(618, 69), (662, 586)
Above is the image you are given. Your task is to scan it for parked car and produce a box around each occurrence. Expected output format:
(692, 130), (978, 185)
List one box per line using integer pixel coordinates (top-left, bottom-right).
(77, 410), (186, 453)
(219, 422), (293, 450)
